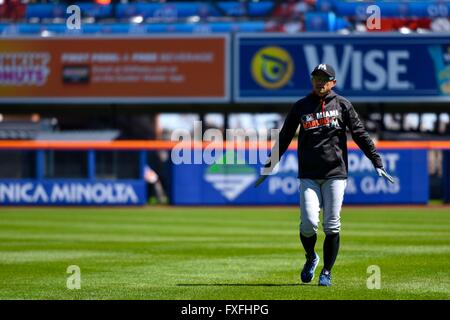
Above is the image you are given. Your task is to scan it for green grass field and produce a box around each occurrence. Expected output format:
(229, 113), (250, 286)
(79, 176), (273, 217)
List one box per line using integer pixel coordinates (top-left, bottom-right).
(0, 206), (449, 300)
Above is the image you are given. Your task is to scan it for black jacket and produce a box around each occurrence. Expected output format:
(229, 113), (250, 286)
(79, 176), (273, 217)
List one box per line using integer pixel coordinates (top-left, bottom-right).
(273, 90), (383, 179)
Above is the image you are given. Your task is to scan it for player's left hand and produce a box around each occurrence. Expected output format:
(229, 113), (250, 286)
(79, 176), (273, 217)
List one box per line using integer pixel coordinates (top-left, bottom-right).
(376, 167), (395, 184)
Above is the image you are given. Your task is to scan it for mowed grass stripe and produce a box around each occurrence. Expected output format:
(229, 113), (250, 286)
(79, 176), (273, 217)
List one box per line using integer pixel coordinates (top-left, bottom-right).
(0, 207), (449, 299)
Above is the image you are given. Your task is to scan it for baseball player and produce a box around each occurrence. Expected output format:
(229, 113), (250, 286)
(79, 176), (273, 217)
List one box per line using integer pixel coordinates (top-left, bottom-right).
(255, 63), (394, 286)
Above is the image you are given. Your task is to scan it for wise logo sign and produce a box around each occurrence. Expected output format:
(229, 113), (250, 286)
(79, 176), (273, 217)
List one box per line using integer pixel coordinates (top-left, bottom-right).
(251, 46), (294, 89)
(237, 35), (449, 102)
(204, 151), (257, 201)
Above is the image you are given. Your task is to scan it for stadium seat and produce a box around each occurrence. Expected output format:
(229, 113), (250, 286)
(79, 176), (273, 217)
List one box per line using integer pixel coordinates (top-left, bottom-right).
(115, 2), (220, 20)
(231, 21), (266, 32)
(99, 24), (131, 34)
(408, 2), (450, 18)
(115, 3), (157, 19)
(216, 2), (247, 17)
(76, 24), (102, 34)
(74, 3), (113, 19)
(25, 4), (66, 20)
(145, 23), (172, 33)
(217, 1), (274, 17)
(42, 24), (68, 34)
(248, 1), (274, 17)
(15, 23), (41, 34)
(304, 12), (337, 31)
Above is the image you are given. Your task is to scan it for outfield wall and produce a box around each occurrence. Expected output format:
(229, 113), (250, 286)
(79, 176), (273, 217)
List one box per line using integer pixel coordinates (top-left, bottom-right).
(172, 149), (429, 205)
(0, 140), (447, 206)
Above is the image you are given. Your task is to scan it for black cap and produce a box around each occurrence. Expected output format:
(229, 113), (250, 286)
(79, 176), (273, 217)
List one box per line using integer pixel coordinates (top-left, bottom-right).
(311, 64), (336, 80)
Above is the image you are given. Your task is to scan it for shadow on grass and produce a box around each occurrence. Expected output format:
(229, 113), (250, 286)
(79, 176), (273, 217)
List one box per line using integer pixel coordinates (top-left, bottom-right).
(177, 283), (313, 287)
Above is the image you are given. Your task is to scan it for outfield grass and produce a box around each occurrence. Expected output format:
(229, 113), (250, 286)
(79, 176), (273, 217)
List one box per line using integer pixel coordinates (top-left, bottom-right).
(0, 206), (449, 300)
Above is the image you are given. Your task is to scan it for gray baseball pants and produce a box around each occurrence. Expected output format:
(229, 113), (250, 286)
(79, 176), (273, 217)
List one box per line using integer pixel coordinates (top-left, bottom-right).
(299, 178), (347, 237)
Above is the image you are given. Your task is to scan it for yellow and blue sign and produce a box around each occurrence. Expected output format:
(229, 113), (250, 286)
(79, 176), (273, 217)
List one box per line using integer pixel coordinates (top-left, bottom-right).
(251, 46), (294, 89)
(235, 34), (450, 103)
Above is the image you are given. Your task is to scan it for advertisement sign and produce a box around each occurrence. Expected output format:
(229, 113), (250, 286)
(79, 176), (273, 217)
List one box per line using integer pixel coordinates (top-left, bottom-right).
(235, 33), (450, 103)
(172, 149), (428, 205)
(0, 180), (147, 205)
(0, 35), (230, 103)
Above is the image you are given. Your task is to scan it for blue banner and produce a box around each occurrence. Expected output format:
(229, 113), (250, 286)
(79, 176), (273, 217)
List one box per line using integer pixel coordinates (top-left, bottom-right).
(171, 149), (428, 205)
(0, 180), (147, 205)
(235, 34), (450, 103)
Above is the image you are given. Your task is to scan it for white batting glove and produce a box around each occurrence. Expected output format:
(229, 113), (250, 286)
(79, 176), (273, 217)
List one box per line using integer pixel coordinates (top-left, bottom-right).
(376, 167), (395, 184)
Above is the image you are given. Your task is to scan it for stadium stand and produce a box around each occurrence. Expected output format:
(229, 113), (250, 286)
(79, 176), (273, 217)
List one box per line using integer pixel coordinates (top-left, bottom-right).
(0, 0), (448, 34)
